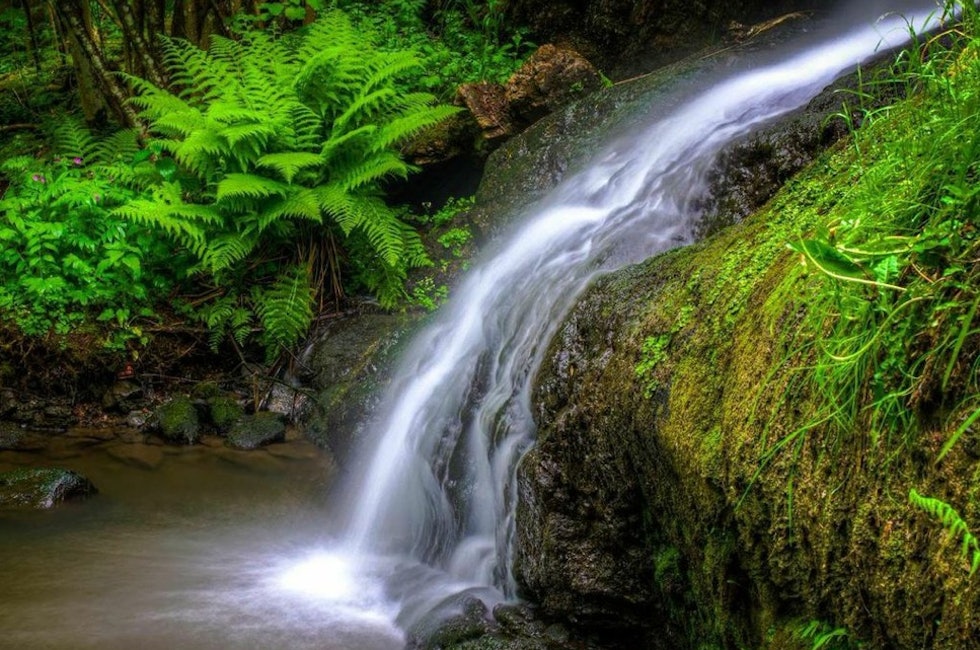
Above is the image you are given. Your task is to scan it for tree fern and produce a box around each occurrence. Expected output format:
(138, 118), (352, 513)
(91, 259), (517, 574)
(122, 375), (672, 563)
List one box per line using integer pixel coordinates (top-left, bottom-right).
(909, 488), (980, 576)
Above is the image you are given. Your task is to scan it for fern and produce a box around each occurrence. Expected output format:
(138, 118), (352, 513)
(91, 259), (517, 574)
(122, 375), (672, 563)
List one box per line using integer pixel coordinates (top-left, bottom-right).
(121, 9), (458, 357)
(254, 265), (315, 355)
(909, 488), (980, 576)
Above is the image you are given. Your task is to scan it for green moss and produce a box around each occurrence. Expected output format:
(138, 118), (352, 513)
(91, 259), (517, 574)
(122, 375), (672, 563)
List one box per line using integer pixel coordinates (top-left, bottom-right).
(208, 396), (244, 433)
(155, 396), (201, 444)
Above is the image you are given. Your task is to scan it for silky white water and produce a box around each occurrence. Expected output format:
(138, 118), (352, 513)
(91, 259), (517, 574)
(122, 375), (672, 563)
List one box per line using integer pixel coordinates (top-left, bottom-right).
(331, 0), (943, 637)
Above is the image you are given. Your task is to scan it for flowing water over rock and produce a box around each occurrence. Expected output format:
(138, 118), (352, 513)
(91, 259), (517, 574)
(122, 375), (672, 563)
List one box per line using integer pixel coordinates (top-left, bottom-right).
(330, 1), (942, 638)
(0, 4), (944, 649)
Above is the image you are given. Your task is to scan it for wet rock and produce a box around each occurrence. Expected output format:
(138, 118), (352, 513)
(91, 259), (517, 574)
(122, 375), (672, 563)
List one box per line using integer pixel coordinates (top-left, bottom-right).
(207, 396), (243, 434)
(407, 596), (493, 650)
(225, 412), (285, 450)
(126, 410), (152, 429)
(153, 396), (201, 445)
(101, 379), (143, 413)
(300, 312), (417, 464)
(0, 388), (17, 417)
(0, 467), (96, 510)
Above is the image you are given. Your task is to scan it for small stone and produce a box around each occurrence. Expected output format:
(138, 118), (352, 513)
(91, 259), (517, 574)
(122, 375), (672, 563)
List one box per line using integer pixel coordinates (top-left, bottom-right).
(207, 396), (243, 434)
(102, 380), (144, 413)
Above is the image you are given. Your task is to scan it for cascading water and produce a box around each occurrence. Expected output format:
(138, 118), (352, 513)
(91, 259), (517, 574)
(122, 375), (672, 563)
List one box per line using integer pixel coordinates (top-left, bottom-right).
(318, 0), (944, 638)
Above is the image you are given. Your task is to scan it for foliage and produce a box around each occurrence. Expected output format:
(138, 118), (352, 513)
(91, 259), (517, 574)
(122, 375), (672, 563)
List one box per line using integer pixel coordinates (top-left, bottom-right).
(784, 1), (980, 455)
(795, 620), (860, 650)
(119, 11), (458, 356)
(0, 120), (174, 346)
(909, 488), (980, 576)
(331, 0), (534, 98)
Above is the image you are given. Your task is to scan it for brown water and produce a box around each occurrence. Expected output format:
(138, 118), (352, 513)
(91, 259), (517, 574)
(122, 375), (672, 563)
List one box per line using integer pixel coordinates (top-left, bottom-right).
(0, 431), (405, 650)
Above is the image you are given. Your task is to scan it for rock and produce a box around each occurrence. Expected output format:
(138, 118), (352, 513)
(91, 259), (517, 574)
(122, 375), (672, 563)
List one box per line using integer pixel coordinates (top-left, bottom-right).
(225, 412), (285, 450)
(126, 410), (152, 429)
(101, 379), (143, 413)
(0, 422), (34, 450)
(0, 467), (96, 510)
(504, 45), (603, 126)
(207, 396), (243, 434)
(300, 312), (417, 464)
(455, 46), (603, 152)
(153, 396), (201, 444)
(457, 82), (515, 146)
(0, 388), (17, 417)
(407, 595), (492, 650)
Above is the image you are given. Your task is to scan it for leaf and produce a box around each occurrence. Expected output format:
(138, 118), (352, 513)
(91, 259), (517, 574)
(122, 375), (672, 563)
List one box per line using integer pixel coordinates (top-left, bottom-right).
(790, 238), (865, 279)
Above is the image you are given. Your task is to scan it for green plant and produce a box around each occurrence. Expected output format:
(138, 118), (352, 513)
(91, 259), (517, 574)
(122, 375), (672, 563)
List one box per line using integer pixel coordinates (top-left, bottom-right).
(0, 120), (173, 342)
(778, 1), (980, 458)
(333, 0), (534, 98)
(795, 620), (859, 650)
(118, 11), (459, 356)
(636, 304), (694, 398)
(909, 488), (980, 576)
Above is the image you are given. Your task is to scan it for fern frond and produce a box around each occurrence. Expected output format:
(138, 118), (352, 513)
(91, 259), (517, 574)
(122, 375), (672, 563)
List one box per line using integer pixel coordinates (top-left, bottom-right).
(93, 129), (141, 165)
(339, 152), (410, 191)
(254, 264), (315, 351)
(259, 188), (322, 229)
(910, 488), (980, 575)
(50, 118), (100, 162)
(373, 104), (461, 152)
(215, 173), (290, 203)
(199, 233), (258, 272)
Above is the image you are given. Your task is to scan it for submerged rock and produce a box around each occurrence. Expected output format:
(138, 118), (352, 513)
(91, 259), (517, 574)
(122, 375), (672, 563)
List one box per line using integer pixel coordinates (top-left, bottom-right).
(225, 412), (285, 450)
(0, 467), (96, 510)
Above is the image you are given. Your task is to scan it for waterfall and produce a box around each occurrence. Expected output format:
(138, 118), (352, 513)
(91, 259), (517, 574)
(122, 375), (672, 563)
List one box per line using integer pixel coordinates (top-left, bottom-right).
(331, 0), (943, 631)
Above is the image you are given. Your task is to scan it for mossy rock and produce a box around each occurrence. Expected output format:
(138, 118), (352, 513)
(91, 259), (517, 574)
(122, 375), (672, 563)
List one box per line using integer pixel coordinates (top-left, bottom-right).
(0, 467), (96, 510)
(208, 396), (244, 434)
(154, 396), (201, 445)
(225, 412), (285, 450)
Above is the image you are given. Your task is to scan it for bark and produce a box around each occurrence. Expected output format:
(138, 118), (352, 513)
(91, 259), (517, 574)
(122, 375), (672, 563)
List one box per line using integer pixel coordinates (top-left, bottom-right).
(50, 0), (139, 125)
(108, 0), (168, 87)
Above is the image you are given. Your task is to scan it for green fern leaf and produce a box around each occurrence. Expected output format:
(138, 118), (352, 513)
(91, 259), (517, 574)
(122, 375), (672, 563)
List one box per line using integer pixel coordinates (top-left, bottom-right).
(215, 173), (290, 203)
(256, 152), (324, 183)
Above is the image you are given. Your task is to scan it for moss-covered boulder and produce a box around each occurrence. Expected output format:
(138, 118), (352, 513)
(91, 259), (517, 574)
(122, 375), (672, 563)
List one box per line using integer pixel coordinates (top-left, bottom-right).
(225, 412), (285, 450)
(0, 467), (96, 510)
(208, 396), (244, 434)
(517, 141), (980, 648)
(153, 396), (201, 444)
(300, 312), (418, 463)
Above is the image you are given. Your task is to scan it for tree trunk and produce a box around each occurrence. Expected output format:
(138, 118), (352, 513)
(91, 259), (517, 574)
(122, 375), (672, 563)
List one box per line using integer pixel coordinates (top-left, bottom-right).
(108, 0), (168, 87)
(20, 0), (42, 72)
(50, 0), (139, 125)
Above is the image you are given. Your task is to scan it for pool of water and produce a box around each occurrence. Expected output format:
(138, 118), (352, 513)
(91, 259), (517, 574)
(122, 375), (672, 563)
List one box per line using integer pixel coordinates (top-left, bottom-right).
(0, 431), (405, 650)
